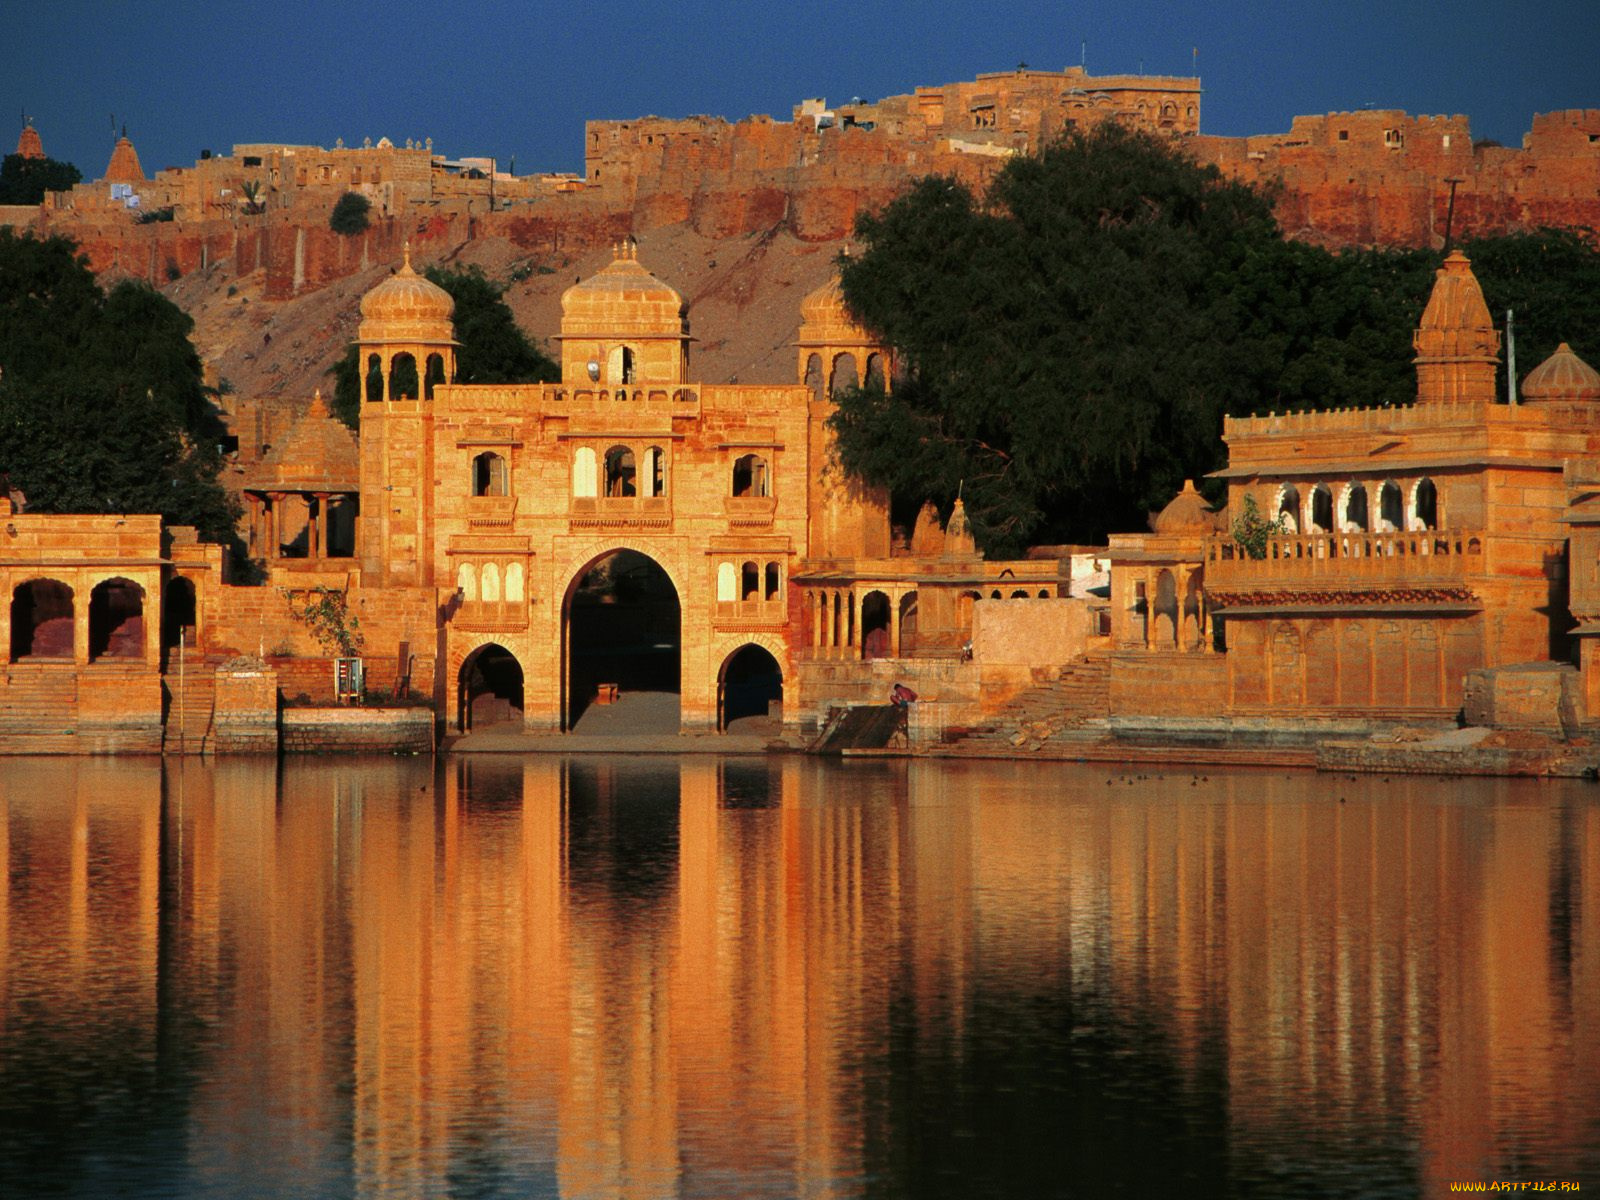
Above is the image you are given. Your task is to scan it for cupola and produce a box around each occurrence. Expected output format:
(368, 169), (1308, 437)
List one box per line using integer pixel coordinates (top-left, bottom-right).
(357, 243), (457, 346)
(1151, 480), (1216, 535)
(1521, 342), (1600, 404)
(558, 238), (688, 386)
(103, 133), (145, 184)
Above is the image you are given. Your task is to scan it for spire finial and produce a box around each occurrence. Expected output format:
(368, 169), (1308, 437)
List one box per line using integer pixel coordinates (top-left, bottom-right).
(402, 240), (412, 270)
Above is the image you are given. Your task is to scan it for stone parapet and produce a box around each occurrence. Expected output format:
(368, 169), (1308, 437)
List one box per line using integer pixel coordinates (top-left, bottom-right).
(1461, 662), (1581, 736)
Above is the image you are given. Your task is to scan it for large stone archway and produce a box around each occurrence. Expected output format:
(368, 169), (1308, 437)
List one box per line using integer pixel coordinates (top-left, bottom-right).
(562, 549), (681, 732)
(718, 643), (783, 731)
(459, 643), (524, 731)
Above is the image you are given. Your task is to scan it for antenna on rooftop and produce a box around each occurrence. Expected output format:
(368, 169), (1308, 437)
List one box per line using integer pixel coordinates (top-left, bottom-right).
(1081, 40), (1087, 70)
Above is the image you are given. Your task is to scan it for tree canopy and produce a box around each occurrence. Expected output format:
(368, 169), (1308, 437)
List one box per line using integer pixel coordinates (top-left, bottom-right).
(328, 263), (558, 427)
(329, 191), (370, 236)
(0, 153), (81, 206)
(0, 229), (237, 542)
(830, 125), (1600, 554)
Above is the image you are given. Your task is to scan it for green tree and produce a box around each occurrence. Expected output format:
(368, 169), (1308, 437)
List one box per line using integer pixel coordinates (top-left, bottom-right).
(0, 230), (237, 544)
(326, 263), (558, 427)
(830, 123), (1600, 554)
(329, 191), (371, 236)
(0, 153), (81, 205)
(833, 124), (1290, 553)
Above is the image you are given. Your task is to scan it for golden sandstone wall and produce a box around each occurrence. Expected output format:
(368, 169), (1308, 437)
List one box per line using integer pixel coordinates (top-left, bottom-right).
(8, 72), (1596, 304)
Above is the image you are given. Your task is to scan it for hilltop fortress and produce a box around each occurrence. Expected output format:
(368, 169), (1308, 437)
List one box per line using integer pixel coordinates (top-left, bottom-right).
(5, 66), (1599, 306)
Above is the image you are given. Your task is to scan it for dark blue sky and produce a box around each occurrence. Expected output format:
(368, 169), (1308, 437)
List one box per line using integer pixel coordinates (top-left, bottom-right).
(8, 1), (1597, 179)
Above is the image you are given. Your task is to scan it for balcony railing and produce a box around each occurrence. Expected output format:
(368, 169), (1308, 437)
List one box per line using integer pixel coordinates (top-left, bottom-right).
(568, 495), (671, 527)
(726, 495), (777, 526)
(1205, 530), (1483, 584)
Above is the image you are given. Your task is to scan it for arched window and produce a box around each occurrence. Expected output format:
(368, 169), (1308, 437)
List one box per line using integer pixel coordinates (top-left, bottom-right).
(1309, 484), (1334, 534)
(365, 354), (384, 403)
(573, 448), (598, 498)
(504, 562), (525, 603)
(804, 353), (824, 403)
(481, 562), (502, 603)
(424, 353), (447, 399)
(741, 561), (760, 601)
(604, 446), (636, 497)
(11, 579), (75, 660)
(1276, 484), (1301, 534)
(1379, 481), (1404, 532)
(645, 445), (666, 497)
(88, 578), (145, 661)
(1342, 484), (1369, 532)
(1412, 478), (1438, 530)
(864, 353), (886, 392)
(389, 352), (418, 401)
(732, 453), (769, 498)
(764, 562), (780, 600)
(716, 562), (737, 602)
(830, 353), (858, 395)
(457, 562), (478, 601)
(472, 452), (508, 497)
(606, 345), (636, 387)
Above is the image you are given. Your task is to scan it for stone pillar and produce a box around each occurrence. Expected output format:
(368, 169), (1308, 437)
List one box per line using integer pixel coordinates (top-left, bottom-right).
(823, 590), (835, 655)
(890, 591), (902, 658)
(73, 581), (89, 665)
(1144, 570), (1156, 650)
(855, 591), (867, 660)
(308, 493), (323, 562)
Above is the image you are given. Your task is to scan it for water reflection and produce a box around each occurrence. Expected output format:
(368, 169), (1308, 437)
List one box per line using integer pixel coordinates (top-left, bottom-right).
(0, 757), (1596, 1197)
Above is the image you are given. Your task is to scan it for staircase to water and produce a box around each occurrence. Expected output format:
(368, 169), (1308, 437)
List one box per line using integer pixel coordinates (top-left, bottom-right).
(942, 655), (1111, 754)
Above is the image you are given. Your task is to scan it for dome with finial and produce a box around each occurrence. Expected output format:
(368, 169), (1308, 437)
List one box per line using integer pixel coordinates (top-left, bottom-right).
(942, 496), (980, 559)
(1521, 342), (1600, 404)
(1417, 250), (1494, 334)
(1150, 480), (1216, 535)
(1413, 250), (1501, 405)
(358, 243), (457, 345)
(560, 237), (685, 338)
(103, 133), (144, 183)
(15, 121), (43, 160)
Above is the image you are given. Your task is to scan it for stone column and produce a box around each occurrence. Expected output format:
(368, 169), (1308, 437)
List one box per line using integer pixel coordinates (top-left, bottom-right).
(73, 577), (89, 665)
(1179, 566), (1193, 653)
(855, 591), (867, 660)
(308, 493), (323, 563)
(823, 590), (835, 656)
(1144, 570), (1156, 650)
(890, 591), (902, 658)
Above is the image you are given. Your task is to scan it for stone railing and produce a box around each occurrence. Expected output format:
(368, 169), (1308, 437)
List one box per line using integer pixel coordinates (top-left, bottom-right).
(569, 495), (671, 526)
(1205, 529), (1484, 584)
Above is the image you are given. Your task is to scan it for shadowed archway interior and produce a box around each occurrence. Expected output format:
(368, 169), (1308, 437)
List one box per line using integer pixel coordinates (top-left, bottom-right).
(565, 550), (681, 731)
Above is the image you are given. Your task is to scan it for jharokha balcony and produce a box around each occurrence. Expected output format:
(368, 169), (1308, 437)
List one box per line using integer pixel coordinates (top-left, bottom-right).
(1203, 529), (1487, 610)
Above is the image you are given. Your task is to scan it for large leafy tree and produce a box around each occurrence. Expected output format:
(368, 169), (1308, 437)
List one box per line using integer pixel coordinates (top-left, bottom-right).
(830, 125), (1600, 554)
(0, 153), (81, 205)
(328, 264), (558, 427)
(0, 229), (236, 541)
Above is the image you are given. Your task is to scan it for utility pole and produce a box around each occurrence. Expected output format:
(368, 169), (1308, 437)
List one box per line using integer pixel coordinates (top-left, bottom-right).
(1442, 177), (1464, 252)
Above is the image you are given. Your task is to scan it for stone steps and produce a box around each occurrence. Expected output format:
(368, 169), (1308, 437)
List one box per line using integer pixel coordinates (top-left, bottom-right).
(163, 650), (222, 755)
(945, 657), (1111, 752)
(0, 664), (81, 753)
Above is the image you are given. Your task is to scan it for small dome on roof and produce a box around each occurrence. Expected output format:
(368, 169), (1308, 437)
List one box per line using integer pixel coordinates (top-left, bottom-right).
(560, 238), (684, 337)
(800, 273), (848, 325)
(1522, 342), (1600, 403)
(358, 243), (456, 344)
(1151, 480), (1215, 534)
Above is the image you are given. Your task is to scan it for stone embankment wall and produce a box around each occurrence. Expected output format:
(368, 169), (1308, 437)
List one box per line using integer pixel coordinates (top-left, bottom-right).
(280, 707), (433, 753)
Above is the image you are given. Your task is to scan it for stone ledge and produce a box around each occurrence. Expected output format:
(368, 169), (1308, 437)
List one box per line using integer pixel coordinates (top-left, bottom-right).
(280, 707), (434, 754)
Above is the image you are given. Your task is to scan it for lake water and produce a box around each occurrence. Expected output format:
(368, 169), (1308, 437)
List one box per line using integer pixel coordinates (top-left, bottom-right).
(0, 755), (1595, 1198)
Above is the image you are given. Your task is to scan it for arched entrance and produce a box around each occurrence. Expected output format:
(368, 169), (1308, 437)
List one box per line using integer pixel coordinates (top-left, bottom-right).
(719, 644), (783, 731)
(459, 644), (524, 731)
(10, 579), (74, 660)
(564, 549), (681, 731)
